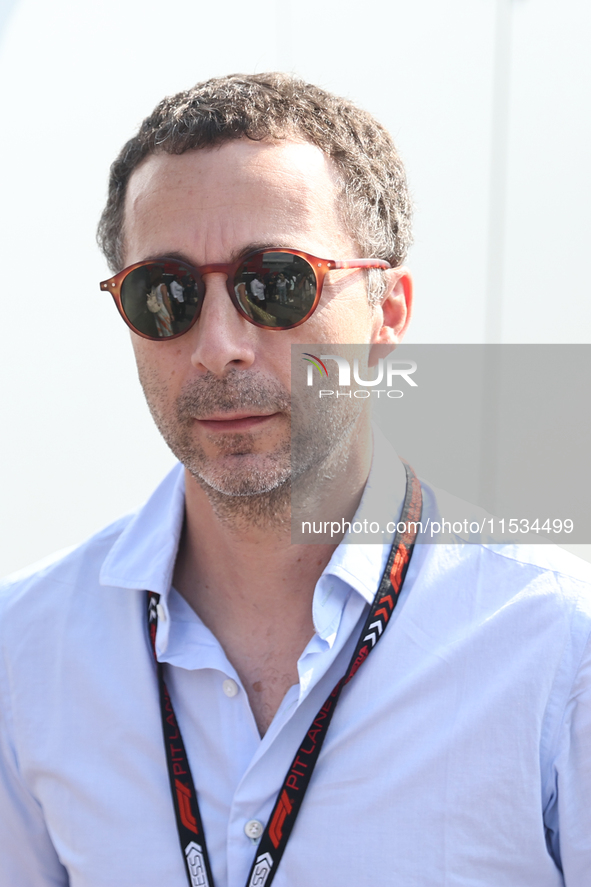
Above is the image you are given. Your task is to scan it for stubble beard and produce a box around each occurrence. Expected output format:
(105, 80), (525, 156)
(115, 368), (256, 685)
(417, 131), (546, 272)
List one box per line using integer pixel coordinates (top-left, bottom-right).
(138, 366), (363, 530)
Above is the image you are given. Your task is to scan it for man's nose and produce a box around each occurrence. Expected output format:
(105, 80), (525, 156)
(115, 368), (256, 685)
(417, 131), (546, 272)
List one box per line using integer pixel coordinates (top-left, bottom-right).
(188, 274), (256, 376)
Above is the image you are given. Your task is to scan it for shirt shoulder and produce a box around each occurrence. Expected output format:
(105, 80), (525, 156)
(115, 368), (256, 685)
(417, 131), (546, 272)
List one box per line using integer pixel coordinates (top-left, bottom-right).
(0, 463), (186, 628)
(481, 540), (591, 589)
(0, 514), (134, 623)
(412, 481), (591, 676)
(420, 479), (591, 608)
(421, 537), (591, 624)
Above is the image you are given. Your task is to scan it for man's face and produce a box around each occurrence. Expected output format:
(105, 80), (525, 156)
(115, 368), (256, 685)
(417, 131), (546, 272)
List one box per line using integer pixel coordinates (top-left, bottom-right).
(123, 139), (405, 505)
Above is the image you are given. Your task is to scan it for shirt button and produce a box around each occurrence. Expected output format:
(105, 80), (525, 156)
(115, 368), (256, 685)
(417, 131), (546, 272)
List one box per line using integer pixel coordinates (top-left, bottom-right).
(156, 603), (167, 622)
(244, 819), (264, 840)
(222, 678), (239, 698)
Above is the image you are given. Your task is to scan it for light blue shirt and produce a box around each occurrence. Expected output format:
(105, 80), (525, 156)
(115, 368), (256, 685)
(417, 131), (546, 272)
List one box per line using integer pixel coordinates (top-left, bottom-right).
(1, 437), (591, 887)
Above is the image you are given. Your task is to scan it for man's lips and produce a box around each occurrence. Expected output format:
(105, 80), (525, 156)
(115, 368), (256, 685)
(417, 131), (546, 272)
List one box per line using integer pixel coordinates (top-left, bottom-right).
(195, 412), (280, 432)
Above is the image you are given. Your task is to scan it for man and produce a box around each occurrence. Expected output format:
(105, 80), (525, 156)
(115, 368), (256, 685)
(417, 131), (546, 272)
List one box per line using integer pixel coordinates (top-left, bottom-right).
(276, 273), (288, 305)
(249, 272), (267, 309)
(170, 276), (187, 321)
(0, 73), (590, 887)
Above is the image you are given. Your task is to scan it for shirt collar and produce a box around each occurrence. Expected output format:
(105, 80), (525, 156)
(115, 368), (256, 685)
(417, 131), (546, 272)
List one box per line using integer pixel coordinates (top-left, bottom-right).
(99, 427), (407, 612)
(314, 425), (407, 622)
(99, 463), (185, 596)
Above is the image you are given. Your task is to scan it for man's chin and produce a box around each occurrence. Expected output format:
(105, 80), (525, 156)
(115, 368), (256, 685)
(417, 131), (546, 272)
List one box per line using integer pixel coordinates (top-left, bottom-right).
(188, 453), (292, 499)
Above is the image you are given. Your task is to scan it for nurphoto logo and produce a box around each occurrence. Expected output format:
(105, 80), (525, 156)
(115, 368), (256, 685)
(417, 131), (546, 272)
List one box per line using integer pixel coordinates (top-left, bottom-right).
(302, 353), (418, 399)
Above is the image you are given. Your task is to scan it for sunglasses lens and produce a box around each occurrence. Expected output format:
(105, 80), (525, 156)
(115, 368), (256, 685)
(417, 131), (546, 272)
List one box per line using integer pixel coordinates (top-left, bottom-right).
(233, 252), (317, 328)
(120, 262), (201, 339)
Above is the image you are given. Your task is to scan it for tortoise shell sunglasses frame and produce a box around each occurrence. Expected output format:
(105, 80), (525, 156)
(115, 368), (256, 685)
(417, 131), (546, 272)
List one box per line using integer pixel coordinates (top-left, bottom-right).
(100, 247), (391, 340)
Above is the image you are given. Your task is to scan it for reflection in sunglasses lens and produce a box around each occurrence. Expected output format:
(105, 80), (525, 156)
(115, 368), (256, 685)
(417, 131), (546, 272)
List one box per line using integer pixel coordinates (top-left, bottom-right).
(120, 264), (200, 339)
(234, 252), (317, 328)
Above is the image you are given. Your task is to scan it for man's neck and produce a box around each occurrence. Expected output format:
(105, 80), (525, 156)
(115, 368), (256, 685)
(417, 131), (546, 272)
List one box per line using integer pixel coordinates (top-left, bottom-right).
(172, 424), (373, 734)
(173, 496), (337, 734)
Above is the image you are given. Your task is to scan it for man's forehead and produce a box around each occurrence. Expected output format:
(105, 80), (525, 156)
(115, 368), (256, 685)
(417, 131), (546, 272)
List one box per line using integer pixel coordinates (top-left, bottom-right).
(125, 139), (339, 208)
(122, 138), (353, 265)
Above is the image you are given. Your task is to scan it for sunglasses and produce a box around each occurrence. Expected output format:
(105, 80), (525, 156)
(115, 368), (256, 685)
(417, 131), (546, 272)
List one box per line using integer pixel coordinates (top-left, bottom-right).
(100, 248), (391, 340)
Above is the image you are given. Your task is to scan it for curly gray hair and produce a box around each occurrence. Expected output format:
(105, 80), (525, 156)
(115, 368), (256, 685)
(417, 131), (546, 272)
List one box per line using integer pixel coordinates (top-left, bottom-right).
(97, 72), (413, 304)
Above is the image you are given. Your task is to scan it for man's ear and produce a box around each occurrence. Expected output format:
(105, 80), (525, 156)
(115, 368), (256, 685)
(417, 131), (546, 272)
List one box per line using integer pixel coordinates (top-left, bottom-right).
(369, 268), (413, 366)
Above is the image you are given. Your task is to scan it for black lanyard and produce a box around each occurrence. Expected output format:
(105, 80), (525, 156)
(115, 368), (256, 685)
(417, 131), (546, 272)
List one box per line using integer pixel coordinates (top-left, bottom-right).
(147, 462), (422, 887)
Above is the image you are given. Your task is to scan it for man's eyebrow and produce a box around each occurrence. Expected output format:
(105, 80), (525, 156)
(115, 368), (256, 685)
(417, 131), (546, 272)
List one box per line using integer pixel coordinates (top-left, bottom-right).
(141, 242), (296, 266)
(142, 250), (194, 265)
(232, 241), (292, 260)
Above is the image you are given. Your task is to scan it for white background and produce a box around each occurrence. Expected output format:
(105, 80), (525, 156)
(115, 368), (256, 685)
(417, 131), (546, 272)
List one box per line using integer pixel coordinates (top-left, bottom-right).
(1, 0), (590, 575)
